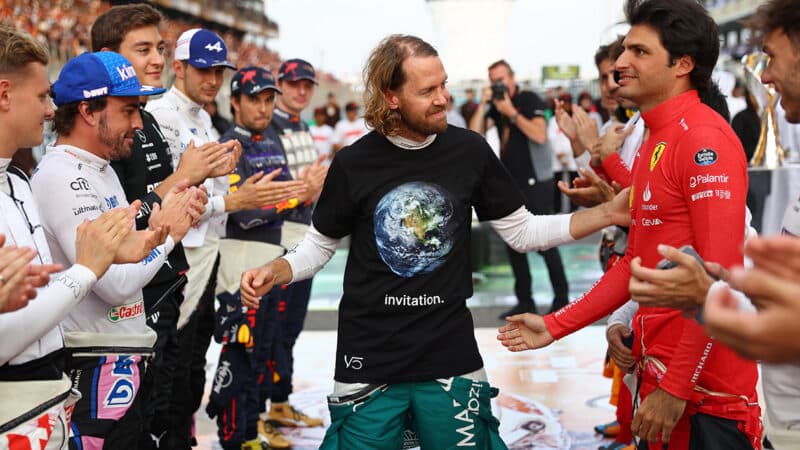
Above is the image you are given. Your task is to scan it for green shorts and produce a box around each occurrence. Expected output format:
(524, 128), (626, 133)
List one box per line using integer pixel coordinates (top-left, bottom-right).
(320, 376), (508, 450)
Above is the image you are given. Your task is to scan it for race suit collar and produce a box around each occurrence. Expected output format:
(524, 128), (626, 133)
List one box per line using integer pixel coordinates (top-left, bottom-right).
(49, 144), (109, 172)
(641, 90), (699, 132)
(274, 106), (300, 123)
(386, 133), (437, 150)
(232, 125), (252, 138)
(169, 86), (203, 116)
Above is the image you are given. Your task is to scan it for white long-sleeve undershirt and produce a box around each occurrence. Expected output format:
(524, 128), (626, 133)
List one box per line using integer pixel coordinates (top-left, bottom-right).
(284, 207), (573, 283)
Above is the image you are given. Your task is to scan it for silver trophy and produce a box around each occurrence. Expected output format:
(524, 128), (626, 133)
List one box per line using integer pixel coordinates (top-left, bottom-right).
(742, 52), (785, 168)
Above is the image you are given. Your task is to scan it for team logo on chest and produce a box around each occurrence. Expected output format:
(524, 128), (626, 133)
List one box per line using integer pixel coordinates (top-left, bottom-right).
(629, 185), (635, 208)
(694, 148), (718, 166)
(650, 142), (666, 171)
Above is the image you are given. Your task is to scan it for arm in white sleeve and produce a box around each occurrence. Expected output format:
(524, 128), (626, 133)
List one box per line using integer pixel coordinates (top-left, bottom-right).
(489, 206), (574, 252)
(0, 264), (96, 365)
(33, 173), (175, 306)
(91, 236), (174, 304)
(706, 280), (756, 313)
(608, 300), (639, 329)
(201, 193), (226, 220)
(282, 224), (340, 282)
(574, 151), (595, 173)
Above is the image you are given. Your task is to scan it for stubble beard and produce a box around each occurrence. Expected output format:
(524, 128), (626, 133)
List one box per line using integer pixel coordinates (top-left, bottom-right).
(398, 105), (447, 138)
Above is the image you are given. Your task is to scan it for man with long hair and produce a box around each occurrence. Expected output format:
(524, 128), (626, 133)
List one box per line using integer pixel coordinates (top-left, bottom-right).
(240, 34), (629, 449)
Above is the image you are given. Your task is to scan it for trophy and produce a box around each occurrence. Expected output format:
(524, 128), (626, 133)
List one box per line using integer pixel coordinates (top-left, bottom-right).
(742, 52), (785, 168)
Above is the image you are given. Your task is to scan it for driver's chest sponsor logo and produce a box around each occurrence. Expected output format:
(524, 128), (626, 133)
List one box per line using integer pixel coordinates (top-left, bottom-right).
(694, 148), (718, 166)
(641, 183), (658, 211)
(650, 142), (666, 171)
(108, 301), (145, 322)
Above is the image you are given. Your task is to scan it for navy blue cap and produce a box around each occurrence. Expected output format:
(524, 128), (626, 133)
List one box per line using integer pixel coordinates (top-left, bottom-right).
(231, 66), (281, 95)
(174, 28), (236, 70)
(278, 58), (317, 84)
(52, 52), (165, 106)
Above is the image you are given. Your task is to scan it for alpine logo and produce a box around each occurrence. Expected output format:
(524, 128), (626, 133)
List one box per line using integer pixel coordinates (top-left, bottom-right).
(205, 41), (223, 53)
(108, 301), (144, 322)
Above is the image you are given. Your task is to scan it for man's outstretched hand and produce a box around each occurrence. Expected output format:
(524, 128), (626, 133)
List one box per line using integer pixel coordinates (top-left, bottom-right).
(497, 313), (555, 351)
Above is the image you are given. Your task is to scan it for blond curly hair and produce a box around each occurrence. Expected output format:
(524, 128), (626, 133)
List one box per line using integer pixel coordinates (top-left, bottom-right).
(362, 34), (438, 137)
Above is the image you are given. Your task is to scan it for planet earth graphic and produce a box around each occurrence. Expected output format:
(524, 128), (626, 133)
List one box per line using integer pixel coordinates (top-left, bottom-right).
(374, 182), (457, 277)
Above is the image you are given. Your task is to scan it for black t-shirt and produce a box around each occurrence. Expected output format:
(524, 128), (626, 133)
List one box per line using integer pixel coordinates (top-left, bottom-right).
(313, 126), (523, 383)
(111, 108), (189, 303)
(487, 89), (547, 183)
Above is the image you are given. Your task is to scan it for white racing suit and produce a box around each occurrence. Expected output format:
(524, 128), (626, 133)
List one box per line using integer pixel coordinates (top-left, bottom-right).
(31, 147), (173, 449)
(0, 163), (95, 449)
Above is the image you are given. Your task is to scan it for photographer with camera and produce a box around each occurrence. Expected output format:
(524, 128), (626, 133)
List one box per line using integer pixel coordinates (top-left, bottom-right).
(470, 60), (569, 318)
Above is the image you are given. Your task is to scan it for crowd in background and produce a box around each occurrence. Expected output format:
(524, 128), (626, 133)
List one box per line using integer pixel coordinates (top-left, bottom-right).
(2, 0), (282, 68)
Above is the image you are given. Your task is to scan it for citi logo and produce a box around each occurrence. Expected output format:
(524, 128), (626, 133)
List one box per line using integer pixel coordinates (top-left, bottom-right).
(83, 87), (108, 98)
(116, 64), (136, 81)
(205, 41), (223, 53)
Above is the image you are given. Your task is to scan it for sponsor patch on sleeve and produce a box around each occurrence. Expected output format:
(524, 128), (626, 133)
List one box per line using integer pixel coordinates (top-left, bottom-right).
(694, 148), (717, 166)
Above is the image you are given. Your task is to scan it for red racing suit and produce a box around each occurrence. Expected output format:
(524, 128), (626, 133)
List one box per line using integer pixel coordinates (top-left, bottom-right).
(543, 90), (760, 449)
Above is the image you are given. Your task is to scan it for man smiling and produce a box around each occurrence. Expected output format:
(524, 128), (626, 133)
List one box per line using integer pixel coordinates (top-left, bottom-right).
(240, 34), (629, 449)
(498, 1), (759, 449)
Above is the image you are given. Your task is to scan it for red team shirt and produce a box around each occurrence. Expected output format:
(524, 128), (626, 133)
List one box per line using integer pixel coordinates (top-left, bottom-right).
(543, 91), (760, 448)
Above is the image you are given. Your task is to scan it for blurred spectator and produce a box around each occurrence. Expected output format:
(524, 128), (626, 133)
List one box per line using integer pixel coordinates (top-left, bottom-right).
(715, 70), (747, 122)
(204, 99), (232, 137)
(332, 101), (369, 152)
(324, 92), (341, 128)
(543, 88), (556, 121)
(4, 0), (287, 75)
(549, 94), (578, 212)
(460, 88), (478, 124)
(310, 106), (335, 161)
(446, 95), (466, 128)
(732, 91), (760, 162)
(578, 91), (604, 130)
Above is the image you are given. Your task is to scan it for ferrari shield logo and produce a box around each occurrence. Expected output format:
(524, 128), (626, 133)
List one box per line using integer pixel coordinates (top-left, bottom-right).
(629, 185), (635, 208)
(650, 142), (666, 171)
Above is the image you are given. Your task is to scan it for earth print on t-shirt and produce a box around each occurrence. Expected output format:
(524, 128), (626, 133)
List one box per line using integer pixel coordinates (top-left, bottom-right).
(374, 181), (457, 277)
